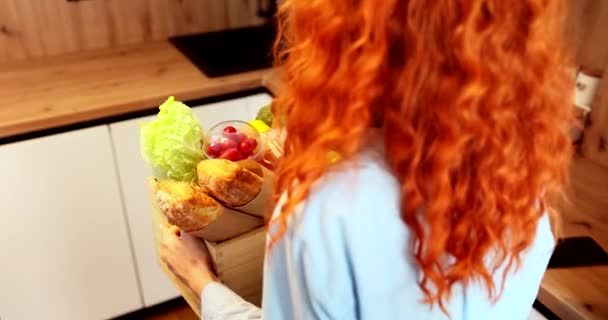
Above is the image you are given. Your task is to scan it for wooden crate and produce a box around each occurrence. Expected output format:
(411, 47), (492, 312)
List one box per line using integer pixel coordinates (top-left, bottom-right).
(148, 178), (265, 317)
(205, 228), (266, 305)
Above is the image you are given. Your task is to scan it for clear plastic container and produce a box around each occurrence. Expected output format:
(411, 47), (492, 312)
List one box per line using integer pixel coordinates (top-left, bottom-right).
(258, 129), (284, 170)
(203, 120), (263, 162)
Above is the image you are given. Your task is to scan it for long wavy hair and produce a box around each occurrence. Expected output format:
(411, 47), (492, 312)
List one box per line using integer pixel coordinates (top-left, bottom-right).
(270, 0), (573, 312)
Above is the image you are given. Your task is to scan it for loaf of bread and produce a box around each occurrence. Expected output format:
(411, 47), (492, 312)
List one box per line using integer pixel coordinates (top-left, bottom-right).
(154, 179), (263, 241)
(236, 159), (264, 178)
(155, 179), (221, 232)
(197, 159), (263, 207)
(197, 159), (275, 218)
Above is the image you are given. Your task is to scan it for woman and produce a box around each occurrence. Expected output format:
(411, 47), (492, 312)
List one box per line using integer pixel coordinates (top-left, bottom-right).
(160, 0), (573, 319)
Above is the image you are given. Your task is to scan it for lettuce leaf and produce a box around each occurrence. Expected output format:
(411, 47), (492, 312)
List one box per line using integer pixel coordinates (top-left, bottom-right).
(140, 96), (203, 182)
(256, 104), (273, 126)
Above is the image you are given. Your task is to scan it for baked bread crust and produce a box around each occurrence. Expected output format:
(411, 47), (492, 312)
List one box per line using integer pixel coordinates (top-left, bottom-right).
(197, 159), (263, 207)
(155, 180), (221, 232)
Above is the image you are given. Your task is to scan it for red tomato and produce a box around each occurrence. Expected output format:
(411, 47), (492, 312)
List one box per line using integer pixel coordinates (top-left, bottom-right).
(223, 126), (237, 134)
(237, 132), (248, 142)
(217, 137), (237, 150)
(219, 148), (243, 161)
(206, 142), (222, 157)
(247, 137), (258, 149)
(238, 138), (258, 157)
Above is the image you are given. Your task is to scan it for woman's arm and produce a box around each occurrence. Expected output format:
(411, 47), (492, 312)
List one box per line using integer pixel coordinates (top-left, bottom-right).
(159, 186), (359, 320)
(159, 225), (262, 320)
(200, 282), (262, 319)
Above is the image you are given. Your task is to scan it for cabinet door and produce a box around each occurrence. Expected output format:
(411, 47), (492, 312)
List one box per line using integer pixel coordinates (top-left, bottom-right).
(0, 126), (141, 320)
(192, 96), (252, 129)
(110, 114), (180, 307)
(110, 95), (265, 307)
(192, 93), (272, 129)
(245, 92), (273, 120)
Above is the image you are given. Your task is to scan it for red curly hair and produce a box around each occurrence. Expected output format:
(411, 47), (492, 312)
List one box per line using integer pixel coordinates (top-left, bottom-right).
(270, 0), (573, 312)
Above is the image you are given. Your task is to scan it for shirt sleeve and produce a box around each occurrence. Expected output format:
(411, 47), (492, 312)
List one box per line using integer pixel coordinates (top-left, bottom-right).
(200, 282), (262, 320)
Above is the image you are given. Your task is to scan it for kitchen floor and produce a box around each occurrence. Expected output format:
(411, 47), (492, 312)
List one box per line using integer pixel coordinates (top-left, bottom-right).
(113, 298), (197, 320)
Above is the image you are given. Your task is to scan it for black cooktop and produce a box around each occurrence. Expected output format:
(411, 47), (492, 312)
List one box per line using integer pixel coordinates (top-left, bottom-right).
(548, 236), (608, 269)
(170, 25), (276, 78)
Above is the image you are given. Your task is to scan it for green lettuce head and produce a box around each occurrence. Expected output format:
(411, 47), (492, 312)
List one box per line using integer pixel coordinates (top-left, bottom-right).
(140, 96), (203, 182)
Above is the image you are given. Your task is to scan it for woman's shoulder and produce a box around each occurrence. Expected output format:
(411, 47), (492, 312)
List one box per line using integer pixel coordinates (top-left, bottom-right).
(285, 148), (403, 240)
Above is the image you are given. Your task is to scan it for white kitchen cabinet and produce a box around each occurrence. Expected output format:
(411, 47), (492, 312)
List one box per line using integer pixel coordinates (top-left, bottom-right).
(245, 92), (273, 119)
(0, 126), (141, 320)
(192, 93), (272, 130)
(110, 94), (271, 307)
(109, 113), (179, 307)
(193, 96), (251, 130)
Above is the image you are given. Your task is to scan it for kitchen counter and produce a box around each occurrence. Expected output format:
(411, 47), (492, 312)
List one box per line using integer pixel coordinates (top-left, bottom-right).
(0, 40), (604, 319)
(537, 157), (608, 320)
(0, 41), (277, 140)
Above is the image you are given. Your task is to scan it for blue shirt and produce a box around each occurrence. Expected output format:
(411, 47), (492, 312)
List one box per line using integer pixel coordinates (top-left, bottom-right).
(200, 144), (554, 320)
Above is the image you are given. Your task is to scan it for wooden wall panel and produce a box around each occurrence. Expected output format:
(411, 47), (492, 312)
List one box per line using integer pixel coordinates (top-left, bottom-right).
(0, 0), (605, 66)
(569, 1), (608, 168)
(581, 65), (608, 167)
(568, 0), (608, 71)
(0, 0), (265, 63)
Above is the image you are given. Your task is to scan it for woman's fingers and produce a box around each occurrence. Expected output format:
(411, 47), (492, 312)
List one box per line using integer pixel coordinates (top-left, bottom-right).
(156, 223), (217, 293)
(160, 226), (180, 264)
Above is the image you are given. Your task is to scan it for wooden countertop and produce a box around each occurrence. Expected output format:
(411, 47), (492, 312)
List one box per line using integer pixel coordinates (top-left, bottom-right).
(538, 157), (608, 320)
(0, 41), (275, 139)
(1, 40), (605, 319)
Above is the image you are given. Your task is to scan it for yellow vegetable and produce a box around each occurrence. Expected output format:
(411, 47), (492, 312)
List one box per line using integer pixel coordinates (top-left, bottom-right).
(249, 119), (271, 133)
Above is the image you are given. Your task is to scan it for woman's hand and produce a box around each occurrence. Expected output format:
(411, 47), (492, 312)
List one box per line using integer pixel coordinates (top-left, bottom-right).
(159, 225), (218, 295)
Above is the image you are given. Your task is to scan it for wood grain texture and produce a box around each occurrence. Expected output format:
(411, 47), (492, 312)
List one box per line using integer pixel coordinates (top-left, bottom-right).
(539, 266), (608, 320)
(537, 157), (608, 320)
(558, 158), (608, 250)
(205, 228), (265, 306)
(0, 0), (265, 63)
(0, 41), (274, 139)
(564, 9), (608, 286)
(0, 0), (605, 66)
(568, 0), (608, 71)
(581, 64), (608, 167)
(141, 301), (198, 320)
(113, 298), (198, 320)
